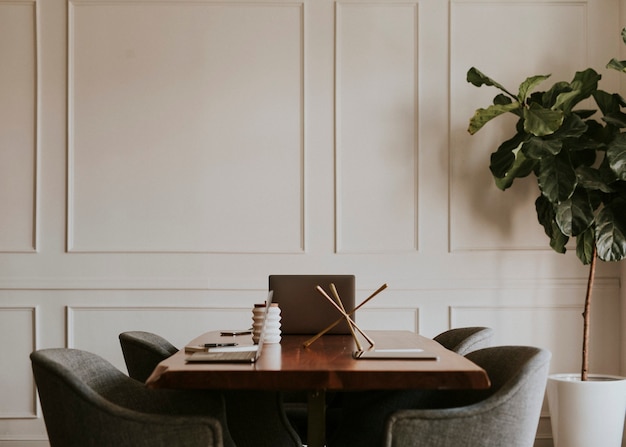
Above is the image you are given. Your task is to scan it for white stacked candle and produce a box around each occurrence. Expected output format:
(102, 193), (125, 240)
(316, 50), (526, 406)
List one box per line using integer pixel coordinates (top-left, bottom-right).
(252, 302), (281, 344)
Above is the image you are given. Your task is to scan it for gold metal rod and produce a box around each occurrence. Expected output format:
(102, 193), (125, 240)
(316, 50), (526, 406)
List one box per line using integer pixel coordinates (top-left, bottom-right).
(314, 286), (375, 347)
(330, 283), (362, 351)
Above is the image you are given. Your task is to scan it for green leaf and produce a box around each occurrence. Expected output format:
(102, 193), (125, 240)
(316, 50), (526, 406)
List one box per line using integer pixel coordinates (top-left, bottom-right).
(607, 58), (626, 72)
(587, 190), (604, 210)
(550, 222), (569, 253)
(555, 189), (594, 236)
(541, 82), (571, 108)
(585, 119), (615, 147)
(576, 166), (615, 193)
(607, 133), (626, 180)
(574, 109), (599, 120)
(493, 94), (513, 106)
(593, 90), (626, 115)
(569, 148), (597, 168)
(468, 102), (521, 135)
(489, 132), (525, 179)
(523, 103), (564, 136)
(522, 136), (562, 159)
(563, 135), (606, 156)
(518, 74), (551, 103)
(537, 151), (578, 203)
(597, 156), (620, 184)
(594, 91), (626, 128)
(535, 195), (554, 236)
(494, 148), (537, 190)
(576, 227), (596, 265)
(553, 114), (588, 139)
(467, 67), (517, 98)
(595, 199), (626, 262)
(536, 195), (569, 253)
(602, 113), (626, 128)
(553, 69), (601, 113)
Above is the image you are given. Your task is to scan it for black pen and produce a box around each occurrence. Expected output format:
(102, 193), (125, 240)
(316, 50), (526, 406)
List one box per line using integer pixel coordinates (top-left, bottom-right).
(204, 342), (238, 348)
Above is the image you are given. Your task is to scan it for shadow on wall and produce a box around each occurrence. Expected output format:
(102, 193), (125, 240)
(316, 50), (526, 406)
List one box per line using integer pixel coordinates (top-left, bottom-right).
(449, 110), (544, 247)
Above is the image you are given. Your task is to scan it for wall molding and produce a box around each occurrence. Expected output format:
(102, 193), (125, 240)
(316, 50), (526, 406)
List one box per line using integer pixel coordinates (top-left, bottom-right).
(66, 0), (306, 254)
(334, 1), (420, 254)
(0, 276), (618, 291)
(0, 306), (38, 419)
(0, 0), (39, 254)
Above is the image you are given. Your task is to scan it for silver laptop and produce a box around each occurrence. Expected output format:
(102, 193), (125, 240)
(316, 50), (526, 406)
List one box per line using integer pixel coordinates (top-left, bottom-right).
(269, 274), (355, 334)
(186, 291), (273, 363)
(353, 348), (439, 360)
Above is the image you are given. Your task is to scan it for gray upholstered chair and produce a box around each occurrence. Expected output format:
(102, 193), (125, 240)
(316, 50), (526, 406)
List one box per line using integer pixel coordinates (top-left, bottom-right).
(433, 326), (494, 355)
(30, 348), (234, 447)
(383, 345), (551, 447)
(326, 326), (495, 447)
(118, 331), (303, 447)
(119, 331), (178, 383)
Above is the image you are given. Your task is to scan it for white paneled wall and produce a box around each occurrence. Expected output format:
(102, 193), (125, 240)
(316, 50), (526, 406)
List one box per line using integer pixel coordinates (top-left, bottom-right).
(1, 0), (624, 445)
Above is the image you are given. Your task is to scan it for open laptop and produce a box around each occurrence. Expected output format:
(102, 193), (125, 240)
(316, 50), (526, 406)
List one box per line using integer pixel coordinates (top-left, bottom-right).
(269, 275), (356, 334)
(186, 291), (273, 363)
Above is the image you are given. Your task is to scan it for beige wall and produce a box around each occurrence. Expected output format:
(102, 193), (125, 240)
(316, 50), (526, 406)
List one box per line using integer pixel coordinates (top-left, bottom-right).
(0, 0), (623, 445)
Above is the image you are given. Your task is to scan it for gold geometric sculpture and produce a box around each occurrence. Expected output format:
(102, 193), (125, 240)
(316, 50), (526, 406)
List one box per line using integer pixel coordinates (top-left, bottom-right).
(302, 283), (388, 349)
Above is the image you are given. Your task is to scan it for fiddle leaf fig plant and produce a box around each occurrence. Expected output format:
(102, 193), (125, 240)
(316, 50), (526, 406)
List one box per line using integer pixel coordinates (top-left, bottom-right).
(467, 29), (626, 381)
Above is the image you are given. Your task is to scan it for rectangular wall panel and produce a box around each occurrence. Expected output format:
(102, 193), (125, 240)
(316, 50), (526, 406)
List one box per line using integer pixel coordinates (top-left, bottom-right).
(0, 307), (37, 418)
(68, 1), (304, 253)
(0, 1), (37, 252)
(336, 2), (418, 253)
(67, 306), (253, 372)
(451, 301), (621, 375)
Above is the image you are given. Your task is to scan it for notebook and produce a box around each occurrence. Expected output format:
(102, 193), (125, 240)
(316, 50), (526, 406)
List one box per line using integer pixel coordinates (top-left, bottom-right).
(353, 348), (439, 361)
(268, 275), (356, 335)
(186, 291), (273, 363)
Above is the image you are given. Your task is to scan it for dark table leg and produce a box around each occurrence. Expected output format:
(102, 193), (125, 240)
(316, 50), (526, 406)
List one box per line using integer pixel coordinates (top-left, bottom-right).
(307, 389), (326, 447)
(224, 390), (301, 447)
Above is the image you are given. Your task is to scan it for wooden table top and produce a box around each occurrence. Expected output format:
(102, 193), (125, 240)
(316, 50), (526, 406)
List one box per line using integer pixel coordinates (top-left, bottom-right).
(146, 330), (490, 391)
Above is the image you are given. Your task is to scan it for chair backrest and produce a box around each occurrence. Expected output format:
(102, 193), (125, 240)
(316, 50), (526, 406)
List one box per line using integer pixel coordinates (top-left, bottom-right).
(433, 327), (494, 356)
(119, 331), (179, 382)
(385, 345), (551, 447)
(117, 331), (302, 447)
(453, 345), (550, 408)
(30, 348), (231, 447)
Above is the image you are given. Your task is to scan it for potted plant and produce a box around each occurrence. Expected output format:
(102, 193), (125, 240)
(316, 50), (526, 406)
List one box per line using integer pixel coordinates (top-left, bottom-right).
(466, 29), (626, 447)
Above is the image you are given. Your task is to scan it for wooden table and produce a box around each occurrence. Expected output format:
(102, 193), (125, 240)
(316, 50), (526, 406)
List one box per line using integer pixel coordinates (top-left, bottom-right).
(146, 330), (490, 447)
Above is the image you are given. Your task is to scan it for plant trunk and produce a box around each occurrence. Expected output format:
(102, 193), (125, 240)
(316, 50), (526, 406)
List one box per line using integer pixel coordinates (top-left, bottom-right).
(581, 244), (597, 381)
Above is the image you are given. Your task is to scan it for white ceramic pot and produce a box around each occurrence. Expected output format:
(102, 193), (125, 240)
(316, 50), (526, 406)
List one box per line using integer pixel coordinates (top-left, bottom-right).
(547, 373), (626, 447)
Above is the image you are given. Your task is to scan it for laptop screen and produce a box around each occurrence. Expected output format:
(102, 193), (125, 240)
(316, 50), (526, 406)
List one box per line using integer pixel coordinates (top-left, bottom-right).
(268, 275), (355, 334)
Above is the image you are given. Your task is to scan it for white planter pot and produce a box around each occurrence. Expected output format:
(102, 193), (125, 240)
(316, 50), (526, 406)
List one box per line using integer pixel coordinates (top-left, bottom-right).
(547, 373), (626, 447)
